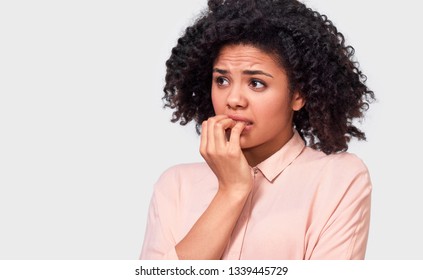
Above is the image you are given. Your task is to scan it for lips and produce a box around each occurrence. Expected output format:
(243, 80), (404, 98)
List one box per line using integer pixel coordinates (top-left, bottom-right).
(228, 115), (253, 125)
(225, 115), (253, 139)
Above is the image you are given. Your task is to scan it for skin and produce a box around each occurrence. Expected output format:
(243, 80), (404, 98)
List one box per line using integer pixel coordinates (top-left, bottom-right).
(175, 44), (305, 260)
(210, 44), (305, 167)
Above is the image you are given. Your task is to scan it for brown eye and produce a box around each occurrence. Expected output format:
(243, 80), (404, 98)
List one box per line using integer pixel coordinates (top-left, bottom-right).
(216, 76), (229, 86)
(249, 79), (265, 89)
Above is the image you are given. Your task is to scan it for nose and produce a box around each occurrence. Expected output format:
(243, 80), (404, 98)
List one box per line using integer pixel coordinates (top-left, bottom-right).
(226, 84), (247, 110)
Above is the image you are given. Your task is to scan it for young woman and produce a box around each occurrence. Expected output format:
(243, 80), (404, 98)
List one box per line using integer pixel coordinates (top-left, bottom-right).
(140, 0), (375, 260)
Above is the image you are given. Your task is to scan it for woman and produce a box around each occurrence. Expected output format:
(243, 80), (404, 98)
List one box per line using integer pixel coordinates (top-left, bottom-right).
(141, 0), (375, 260)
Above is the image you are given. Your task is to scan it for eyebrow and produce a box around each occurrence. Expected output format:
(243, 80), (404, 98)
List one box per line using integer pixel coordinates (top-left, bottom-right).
(213, 68), (274, 78)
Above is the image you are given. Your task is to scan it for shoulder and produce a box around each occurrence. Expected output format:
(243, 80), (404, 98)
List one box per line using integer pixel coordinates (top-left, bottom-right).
(153, 162), (215, 193)
(299, 147), (369, 174)
(157, 162), (212, 181)
(327, 151), (369, 173)
(296, 147), (371, 191)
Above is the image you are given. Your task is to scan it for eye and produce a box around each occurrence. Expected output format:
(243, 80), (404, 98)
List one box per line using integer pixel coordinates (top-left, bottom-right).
(215, 76), (229, 87)
(249, 79), (266, 89)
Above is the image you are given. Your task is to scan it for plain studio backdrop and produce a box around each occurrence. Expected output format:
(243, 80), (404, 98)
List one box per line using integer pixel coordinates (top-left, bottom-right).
(0, 0), (422, 259)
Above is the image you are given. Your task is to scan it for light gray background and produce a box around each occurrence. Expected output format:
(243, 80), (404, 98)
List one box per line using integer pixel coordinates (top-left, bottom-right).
(0, 0), (421, 259)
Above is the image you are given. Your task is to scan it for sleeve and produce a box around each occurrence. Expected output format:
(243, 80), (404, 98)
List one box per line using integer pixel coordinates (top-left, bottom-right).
(309, 160), (372, 260)
(139, 169), (180, 260)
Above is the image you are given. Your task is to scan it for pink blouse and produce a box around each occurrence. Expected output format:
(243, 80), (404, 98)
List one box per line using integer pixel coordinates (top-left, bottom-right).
(140, 131), (372, 259)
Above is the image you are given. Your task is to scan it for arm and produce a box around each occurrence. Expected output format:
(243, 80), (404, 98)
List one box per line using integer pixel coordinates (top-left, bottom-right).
(309, 166), (372, 260)
(140, 166), (250, 260)
(175, 116), (253, 260)
(140, 192), (179, 260)
(175, 185), (250, 259)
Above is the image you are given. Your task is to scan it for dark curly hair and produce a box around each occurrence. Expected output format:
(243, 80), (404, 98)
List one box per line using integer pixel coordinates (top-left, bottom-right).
(163, 0), (375, 154)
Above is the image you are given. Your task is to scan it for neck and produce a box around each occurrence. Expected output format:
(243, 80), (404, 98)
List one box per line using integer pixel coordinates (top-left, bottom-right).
(243, 130), (294, 167)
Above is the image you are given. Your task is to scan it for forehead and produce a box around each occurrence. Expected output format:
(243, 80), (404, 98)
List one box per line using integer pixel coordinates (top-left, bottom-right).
(214, 44), (282, 69)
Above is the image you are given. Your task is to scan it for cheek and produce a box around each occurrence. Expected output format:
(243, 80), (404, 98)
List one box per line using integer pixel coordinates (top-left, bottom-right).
(211, 90), (225, 114)
(256, 97), (292, 121)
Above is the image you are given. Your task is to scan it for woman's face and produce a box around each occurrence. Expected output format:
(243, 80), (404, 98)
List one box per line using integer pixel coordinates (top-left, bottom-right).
(211, 44), (304, 164)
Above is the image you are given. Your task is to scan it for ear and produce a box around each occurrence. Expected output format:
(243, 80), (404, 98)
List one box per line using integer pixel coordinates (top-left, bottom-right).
(291, 91), (305, 111)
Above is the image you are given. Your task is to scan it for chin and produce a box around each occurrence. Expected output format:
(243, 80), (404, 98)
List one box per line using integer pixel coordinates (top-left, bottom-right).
(239, 141), (254, 150)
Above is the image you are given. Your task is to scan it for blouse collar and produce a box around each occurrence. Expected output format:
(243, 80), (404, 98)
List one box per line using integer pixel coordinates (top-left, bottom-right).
(254, 129), (306, 182)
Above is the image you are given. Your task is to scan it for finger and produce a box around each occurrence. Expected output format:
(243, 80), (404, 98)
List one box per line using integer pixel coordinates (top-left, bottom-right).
(213, 118), (236, 148)
(204, 115), (231, 156)
(203, 115), (234, 157)
(228, 121), (246, 148)
(200, 120), (208, 157)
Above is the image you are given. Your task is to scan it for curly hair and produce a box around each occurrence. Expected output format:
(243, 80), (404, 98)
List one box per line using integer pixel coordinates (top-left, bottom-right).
(163, 0), (375, 154)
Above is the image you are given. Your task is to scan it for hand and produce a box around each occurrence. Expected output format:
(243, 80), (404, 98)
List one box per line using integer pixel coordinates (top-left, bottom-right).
(200, 115), (253, 195)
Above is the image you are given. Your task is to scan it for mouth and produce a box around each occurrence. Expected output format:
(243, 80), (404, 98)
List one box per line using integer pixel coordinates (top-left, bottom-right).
(228, 115), (254, 126)
(226, 115), (254, 139)
(240, 121), (253, 126)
